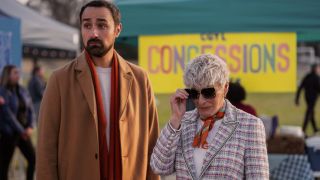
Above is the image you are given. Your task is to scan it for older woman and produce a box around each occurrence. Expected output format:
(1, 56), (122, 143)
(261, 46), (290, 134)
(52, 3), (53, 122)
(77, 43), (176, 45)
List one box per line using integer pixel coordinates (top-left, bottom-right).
(150, 54), (269, 179)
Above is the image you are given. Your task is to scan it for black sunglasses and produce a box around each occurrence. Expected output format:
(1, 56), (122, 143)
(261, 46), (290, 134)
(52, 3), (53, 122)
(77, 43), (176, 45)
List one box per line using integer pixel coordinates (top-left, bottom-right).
(185, 87), (216, 99)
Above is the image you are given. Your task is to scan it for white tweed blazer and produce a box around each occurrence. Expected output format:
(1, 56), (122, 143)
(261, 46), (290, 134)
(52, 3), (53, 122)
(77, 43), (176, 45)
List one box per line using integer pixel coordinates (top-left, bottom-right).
(150, 100), (269, 180)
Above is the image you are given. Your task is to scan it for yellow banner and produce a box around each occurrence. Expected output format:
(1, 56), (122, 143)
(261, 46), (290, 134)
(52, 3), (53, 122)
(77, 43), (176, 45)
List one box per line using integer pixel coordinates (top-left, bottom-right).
(139, 33), (297, 93)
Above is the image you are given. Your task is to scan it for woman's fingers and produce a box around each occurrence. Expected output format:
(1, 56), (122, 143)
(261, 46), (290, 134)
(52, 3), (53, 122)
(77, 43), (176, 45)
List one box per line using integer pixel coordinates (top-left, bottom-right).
(171, 90), (186, 102)
(175, 93), (187, 101)
(176, 89), (189, 97)
(174, 89), (188, 99)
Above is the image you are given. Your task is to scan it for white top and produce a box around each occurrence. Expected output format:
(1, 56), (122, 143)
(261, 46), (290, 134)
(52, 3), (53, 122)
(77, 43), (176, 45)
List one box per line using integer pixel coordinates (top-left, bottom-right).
(96, 66), (111, 148)
(193, 117), (223, 178)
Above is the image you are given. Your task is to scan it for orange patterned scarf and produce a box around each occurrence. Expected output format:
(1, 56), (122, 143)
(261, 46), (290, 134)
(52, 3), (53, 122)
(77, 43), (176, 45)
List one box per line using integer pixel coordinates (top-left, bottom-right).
(85, 50), (122, 180)
(192, 110), (225, 149)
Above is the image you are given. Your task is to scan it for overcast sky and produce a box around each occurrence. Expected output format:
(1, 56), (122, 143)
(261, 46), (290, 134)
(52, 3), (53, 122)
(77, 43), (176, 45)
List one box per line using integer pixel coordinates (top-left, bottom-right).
(17, 0), (28, 4)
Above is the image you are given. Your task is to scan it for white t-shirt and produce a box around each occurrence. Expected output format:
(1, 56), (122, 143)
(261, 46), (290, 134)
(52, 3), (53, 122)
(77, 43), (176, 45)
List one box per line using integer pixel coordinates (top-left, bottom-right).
(193, 117), (223, 178)
(96, 66), (111, 148)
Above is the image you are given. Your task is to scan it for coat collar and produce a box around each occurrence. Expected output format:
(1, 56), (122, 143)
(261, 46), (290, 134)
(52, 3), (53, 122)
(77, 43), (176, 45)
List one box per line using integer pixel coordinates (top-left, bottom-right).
(74, 51), (133, 123)
(181, 100), (239, 179)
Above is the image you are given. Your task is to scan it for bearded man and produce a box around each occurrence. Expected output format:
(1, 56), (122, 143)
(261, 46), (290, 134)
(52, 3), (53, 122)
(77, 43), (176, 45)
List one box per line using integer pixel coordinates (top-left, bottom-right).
(36, 1), (160, 180)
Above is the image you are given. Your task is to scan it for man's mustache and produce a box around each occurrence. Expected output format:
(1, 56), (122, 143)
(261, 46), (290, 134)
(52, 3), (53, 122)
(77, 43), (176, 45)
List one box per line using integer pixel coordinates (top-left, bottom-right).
(87, 38), (103, 46)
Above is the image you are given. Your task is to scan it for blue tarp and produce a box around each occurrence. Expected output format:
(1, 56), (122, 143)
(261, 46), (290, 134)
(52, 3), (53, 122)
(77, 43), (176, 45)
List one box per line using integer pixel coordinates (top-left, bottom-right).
(0, 12), (21, 71)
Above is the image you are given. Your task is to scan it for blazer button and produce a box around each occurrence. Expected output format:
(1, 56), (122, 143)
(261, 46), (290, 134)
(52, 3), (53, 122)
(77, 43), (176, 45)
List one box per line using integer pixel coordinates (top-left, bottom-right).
(95, 153), (98, 159)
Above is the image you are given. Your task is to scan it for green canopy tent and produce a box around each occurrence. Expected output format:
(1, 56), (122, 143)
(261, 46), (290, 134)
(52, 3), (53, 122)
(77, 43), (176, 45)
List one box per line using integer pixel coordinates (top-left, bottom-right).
(116, 0), (320, 42)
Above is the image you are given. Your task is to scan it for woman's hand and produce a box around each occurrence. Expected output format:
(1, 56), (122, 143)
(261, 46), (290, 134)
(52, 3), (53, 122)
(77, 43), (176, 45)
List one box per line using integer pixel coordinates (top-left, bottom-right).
(0, 96), (5, 105)
(22, 127), (33, 140)
(169, 89), (189, 129)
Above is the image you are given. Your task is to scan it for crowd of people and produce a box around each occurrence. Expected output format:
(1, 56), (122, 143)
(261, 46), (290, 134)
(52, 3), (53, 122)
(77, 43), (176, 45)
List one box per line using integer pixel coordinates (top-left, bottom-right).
(0, 65), (45, 180)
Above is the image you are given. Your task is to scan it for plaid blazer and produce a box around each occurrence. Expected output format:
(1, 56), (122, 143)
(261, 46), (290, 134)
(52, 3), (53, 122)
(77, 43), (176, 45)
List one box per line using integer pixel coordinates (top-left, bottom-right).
(150, 100), (269, 180)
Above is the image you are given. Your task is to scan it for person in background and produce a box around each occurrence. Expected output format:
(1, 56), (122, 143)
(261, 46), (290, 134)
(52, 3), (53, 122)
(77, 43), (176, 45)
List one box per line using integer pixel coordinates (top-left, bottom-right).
(0, 65), (35, 180)
(28, 65), (46, 120)
(227, 81), (257, 116)
(295, 63), (320, 134)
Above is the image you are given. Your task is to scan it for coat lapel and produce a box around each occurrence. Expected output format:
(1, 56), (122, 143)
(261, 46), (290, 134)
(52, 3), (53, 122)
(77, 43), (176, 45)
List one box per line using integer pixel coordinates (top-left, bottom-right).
(117, 53), (133, 121)
(75, 52), (97, 121)
(198, 101), (239, 179)
(74, 51), (133, 122)
(181, 109), (199, 179)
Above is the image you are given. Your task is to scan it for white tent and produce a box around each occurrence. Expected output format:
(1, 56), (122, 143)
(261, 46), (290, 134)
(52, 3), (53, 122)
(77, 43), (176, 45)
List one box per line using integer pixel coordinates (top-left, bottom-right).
(0, 0), (79, 57)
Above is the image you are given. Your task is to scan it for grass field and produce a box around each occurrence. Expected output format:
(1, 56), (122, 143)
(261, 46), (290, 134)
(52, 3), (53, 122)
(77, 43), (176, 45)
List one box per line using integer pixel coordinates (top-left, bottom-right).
(155, 93), (320, 136)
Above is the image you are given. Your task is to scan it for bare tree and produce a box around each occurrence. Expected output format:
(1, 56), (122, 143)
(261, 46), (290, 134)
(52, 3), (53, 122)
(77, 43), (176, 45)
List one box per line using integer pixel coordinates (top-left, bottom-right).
(26, 0), (91, 27)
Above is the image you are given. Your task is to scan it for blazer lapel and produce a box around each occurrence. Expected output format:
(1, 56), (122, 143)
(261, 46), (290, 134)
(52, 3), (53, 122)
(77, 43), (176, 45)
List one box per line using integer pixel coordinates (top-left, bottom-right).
(75, 52), (97, 121)
(117, 53), (133, 121)
(199, 101), (239, 179)
(181, 110), (199, 179)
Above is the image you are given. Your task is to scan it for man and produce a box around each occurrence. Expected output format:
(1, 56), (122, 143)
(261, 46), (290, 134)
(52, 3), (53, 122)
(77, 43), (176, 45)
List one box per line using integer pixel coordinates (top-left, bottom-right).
(36, 1), (160, 180)
(295, 63), (320, 134)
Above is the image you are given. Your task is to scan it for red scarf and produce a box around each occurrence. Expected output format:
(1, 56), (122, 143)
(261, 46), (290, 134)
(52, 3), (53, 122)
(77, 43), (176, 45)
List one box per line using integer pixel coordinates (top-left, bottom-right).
(85, 51), (122, 180)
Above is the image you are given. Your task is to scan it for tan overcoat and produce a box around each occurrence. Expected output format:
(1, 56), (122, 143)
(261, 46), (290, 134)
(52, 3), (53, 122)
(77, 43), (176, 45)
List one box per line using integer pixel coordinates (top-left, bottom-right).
(36, 52), (160, 180)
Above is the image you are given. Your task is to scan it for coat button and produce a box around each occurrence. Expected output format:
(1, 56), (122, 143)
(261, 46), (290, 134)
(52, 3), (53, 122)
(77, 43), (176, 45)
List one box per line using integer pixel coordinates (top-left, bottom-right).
(95, 153), (98, 159)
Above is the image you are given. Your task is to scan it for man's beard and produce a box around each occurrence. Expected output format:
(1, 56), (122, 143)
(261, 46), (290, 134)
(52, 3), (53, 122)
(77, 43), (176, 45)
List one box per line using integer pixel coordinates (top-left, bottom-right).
(85, 38), (112, 58)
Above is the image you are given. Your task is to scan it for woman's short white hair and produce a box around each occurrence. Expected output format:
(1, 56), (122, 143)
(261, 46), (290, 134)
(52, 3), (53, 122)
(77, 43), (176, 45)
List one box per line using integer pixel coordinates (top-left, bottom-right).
(184, 54), (230, 89)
